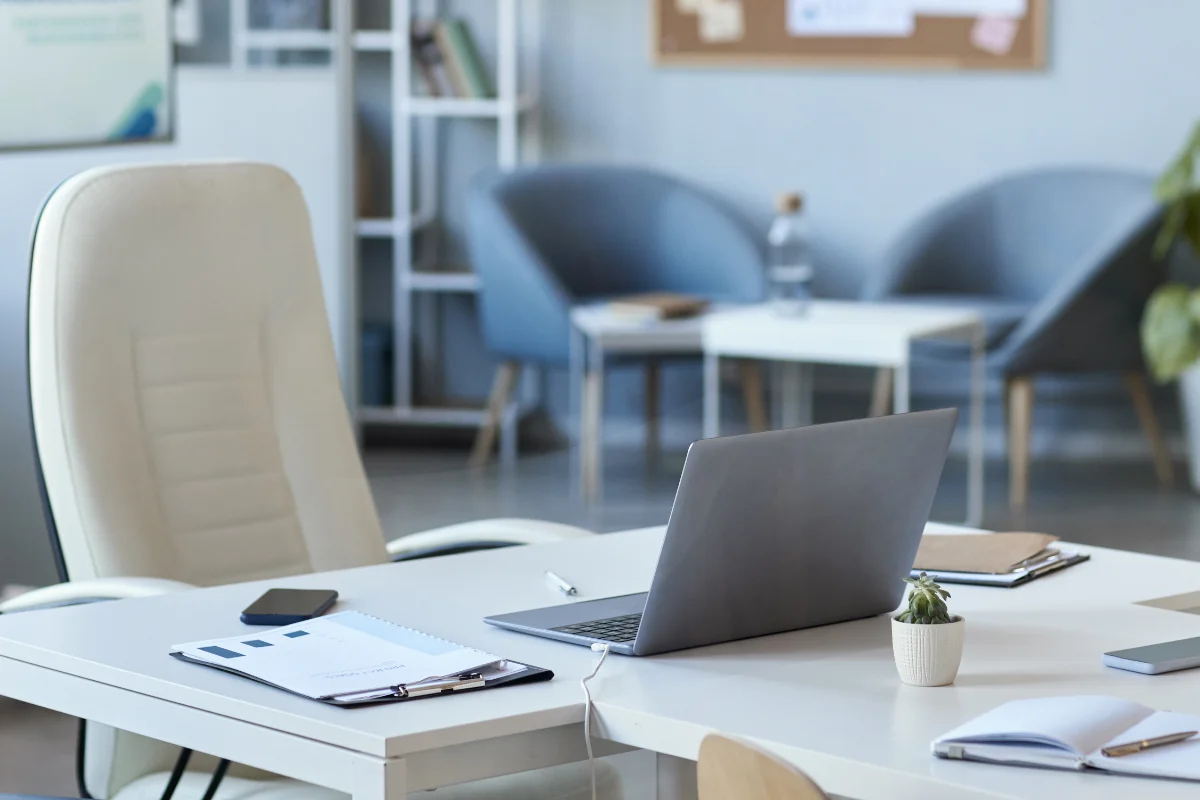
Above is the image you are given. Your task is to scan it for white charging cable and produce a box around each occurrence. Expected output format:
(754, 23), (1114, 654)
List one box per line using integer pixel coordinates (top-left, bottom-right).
(581, 642), (612, 800)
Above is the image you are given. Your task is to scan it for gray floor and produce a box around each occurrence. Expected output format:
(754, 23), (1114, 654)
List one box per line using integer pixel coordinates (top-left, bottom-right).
(4, 446), (1200, 797)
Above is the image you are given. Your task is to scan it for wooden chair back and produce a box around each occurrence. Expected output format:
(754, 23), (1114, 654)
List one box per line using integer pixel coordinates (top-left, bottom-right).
(698, 734), (830, 800)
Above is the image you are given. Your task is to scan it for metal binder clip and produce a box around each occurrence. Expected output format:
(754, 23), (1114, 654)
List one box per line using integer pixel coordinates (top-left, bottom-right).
(399, 674), (488, 698)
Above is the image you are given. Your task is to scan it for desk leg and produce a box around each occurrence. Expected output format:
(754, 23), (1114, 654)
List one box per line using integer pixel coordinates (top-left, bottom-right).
(703, 353), (720, 439)
(967, 328), (986, 527)
(353, 757), (406, 800)
(657, 753), (698, 800)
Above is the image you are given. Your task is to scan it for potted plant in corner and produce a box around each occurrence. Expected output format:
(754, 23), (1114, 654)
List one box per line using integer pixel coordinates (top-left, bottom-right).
(892, 573), (964, 687)
(1142, 121), (1200, 490)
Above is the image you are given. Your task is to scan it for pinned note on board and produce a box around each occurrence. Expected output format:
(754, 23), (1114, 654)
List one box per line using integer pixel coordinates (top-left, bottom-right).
(787, 0), (914, 37)
(970, 15), (1020, 54)
(697, 0), (745, 42)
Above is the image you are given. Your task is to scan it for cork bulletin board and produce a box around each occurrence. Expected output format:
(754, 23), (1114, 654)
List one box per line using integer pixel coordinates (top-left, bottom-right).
(655, 0), (1047, 70)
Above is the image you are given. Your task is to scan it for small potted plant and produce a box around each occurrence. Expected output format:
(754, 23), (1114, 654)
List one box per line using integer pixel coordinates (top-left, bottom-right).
(891, 573), (964, 687)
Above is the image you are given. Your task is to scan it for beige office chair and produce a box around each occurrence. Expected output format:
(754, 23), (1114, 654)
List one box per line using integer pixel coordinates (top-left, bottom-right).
(698, 735), (829, 800)
(5, 162), (620, 800)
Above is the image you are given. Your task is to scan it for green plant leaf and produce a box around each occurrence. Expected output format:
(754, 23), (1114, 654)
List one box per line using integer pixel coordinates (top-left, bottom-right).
(1185, 192), (1200, 257)
(1157, 122), (1200, 200)
(1155, 202), (1189, 260)
(1142, 284), (1200, 381)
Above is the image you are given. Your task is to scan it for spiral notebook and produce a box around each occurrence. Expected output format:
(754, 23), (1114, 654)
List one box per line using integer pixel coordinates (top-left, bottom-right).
(171, 611), (552, 706)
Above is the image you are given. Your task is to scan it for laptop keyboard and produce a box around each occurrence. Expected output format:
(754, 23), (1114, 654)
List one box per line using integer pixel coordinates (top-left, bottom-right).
(552, 613), (642, 643)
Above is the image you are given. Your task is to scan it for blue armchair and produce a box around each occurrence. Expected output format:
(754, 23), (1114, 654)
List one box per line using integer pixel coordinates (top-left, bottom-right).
(465, 165), (766, 465)
(864, 167), (1171, 510)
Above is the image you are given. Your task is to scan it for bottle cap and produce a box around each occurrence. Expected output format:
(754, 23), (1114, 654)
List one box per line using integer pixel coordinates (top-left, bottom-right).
(776, 192), (803, 213)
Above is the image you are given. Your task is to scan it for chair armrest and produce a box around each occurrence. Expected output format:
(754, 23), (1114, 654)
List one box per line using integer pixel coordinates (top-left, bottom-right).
(0, 577), (196, 614)
(387, 518), (596, 561)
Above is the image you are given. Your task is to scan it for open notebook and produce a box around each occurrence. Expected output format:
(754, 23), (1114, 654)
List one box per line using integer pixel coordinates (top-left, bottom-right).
(934, 696), (1200, 782)
(172, 611), (551, 706)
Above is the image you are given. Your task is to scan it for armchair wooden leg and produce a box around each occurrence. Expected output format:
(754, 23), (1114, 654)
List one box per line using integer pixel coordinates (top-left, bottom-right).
(469, 361), (520, 468)
(1006, 376), (1035, 512)
(645, 360), (660, 455)
(739, 361), (768, 433)
(1125, 372), (1176, 486)
(869, 368), (893, 418)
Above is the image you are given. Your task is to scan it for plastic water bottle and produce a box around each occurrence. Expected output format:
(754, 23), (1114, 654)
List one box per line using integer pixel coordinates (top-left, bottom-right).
(767, 192), (814, 316)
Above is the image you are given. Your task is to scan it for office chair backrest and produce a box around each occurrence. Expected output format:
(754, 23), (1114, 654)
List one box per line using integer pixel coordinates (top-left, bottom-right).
(887, 168), (1157, 302)
(29, 163), (388, 588)
(698, 735), (830, 800)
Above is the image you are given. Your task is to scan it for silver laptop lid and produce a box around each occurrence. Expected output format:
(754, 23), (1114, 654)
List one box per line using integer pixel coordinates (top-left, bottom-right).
(632, 409), (958, 656)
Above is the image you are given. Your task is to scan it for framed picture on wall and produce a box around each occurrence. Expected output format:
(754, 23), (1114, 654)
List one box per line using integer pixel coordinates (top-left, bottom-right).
(0, 0), (174, 151)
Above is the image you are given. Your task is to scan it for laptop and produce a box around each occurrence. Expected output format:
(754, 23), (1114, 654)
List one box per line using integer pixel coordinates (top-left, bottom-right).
(485, 409), (958, 656)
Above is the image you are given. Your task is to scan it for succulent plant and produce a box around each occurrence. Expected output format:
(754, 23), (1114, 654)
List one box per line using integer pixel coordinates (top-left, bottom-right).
(897, 572), (954, 625)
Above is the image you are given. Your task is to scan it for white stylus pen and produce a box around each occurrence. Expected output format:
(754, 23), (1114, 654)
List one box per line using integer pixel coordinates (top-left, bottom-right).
(545, 570), (578, 596)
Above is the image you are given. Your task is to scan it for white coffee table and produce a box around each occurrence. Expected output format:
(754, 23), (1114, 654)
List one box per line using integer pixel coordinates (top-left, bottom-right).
(570, 306), (710, 501)
(702, 301), (986, 526)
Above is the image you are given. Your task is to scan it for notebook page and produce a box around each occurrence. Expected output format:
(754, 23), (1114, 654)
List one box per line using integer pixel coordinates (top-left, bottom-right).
(935, 696), (1154, 756)
(1087, 711), (1200, 781)
(173, 611), (499, 699)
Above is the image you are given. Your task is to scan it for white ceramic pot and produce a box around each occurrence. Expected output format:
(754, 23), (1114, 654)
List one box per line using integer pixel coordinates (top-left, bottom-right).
(891, 616), (965, 687)
(1179, 364), (1200, 493)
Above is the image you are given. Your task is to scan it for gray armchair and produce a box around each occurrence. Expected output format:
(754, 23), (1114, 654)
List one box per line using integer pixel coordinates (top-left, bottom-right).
(465, 165), (766, 465)
(864, 167), (1171, 510)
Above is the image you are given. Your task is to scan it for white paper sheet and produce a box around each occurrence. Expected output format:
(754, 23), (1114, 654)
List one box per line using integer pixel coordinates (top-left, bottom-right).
(787, 0), (915, 37)
(697, 0), (745, 42)
(173, 611), (500, 700)
(908, 0), (1027, 17)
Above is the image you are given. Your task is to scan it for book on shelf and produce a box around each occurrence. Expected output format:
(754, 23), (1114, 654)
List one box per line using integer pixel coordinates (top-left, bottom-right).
(435, 18), (495, 99)
(410, 23), (454, 98)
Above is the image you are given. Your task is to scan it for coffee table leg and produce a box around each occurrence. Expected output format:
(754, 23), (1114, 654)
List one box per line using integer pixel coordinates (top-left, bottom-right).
(892, 362), (910, 415)
(571, 327), (585, 497)
(703, 353), (720, 438)
(967, 327), (986, 527)
(584, 341), (606, 503)
(779, 363), (812, 428)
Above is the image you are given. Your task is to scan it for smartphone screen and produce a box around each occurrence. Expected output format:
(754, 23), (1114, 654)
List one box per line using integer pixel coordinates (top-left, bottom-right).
(242, 589), (338, 619)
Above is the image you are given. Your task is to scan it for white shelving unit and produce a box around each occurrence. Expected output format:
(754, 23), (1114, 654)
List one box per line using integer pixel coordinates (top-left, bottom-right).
(364, 0), (541, 455)
(226, 0), (542, 455)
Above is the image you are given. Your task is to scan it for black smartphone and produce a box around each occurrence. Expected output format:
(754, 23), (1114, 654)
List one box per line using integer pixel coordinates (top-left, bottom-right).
(241, 588), (338, 626)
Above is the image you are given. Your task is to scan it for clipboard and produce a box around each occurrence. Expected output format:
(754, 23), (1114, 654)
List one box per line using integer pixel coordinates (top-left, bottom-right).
(171, 650), (553, 707)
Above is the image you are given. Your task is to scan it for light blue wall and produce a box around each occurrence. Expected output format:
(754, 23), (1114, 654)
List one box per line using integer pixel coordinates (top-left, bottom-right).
(432, 0), (1199, 437)
(536, 0), (1196, 299)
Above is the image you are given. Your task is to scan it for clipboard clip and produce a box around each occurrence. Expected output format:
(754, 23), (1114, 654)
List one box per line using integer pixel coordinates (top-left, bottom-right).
(394, 673), (486, 698)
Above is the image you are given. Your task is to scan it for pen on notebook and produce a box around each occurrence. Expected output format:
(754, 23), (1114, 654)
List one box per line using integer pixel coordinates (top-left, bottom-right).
(1101, 731), (1198, 758)
(545, 570), (577, 596)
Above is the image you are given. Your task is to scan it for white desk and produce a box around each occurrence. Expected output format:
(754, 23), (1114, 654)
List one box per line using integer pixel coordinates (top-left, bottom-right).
(3, 528), (1200, 800)
(703, 302), (986, 526)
